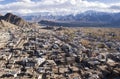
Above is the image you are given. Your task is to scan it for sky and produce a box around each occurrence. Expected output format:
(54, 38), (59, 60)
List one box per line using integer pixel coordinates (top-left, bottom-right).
(0, 0), (120, 15)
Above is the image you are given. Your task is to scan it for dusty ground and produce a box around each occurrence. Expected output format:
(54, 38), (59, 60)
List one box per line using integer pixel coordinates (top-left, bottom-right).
(58, 27), (120, 40)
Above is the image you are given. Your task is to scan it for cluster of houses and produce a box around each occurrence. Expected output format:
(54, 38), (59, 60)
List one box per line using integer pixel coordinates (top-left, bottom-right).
(0, 27), (119, 79)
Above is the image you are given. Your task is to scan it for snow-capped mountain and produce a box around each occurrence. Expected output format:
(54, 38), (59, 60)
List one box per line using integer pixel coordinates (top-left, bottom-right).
(22, 11), (120, 27)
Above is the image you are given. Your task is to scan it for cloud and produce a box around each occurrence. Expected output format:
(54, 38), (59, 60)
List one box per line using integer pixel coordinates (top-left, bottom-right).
(0, 0), (120, 15)
(17, 0), (32, 3)
(110, 6), (120, 10)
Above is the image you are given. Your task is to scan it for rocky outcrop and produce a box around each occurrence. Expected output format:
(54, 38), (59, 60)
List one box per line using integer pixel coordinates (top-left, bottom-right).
(3, 13), (30, 27)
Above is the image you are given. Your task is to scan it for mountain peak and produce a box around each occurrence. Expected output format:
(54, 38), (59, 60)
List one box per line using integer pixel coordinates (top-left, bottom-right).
(5, 13), (13, 16)
(3, 13), (29, 27)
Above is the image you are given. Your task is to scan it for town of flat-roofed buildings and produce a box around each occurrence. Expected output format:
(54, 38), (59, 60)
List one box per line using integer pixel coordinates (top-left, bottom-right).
(0, 26), (120, 79)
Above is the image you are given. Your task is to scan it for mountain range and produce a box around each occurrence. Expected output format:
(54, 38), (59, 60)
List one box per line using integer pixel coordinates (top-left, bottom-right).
(23, 11), (120, 27)
(0, 11), (120, 28)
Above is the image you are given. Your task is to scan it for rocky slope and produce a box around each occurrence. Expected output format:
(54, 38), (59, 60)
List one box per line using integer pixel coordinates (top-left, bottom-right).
(0, 20), (18, 29)
(3, 13), (30, 27)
